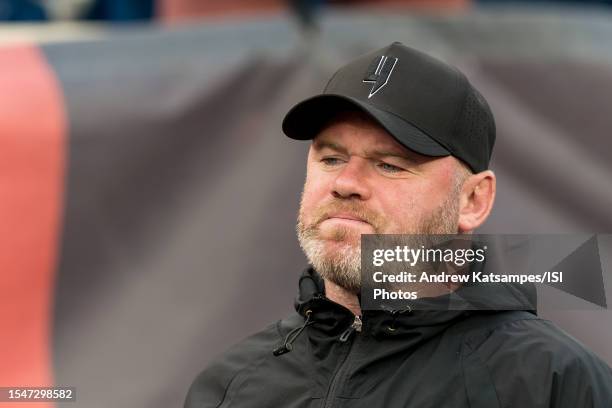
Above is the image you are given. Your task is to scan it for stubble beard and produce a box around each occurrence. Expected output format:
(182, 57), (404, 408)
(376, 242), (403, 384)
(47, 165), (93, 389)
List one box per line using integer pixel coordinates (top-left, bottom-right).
(296, 191), (461, 294)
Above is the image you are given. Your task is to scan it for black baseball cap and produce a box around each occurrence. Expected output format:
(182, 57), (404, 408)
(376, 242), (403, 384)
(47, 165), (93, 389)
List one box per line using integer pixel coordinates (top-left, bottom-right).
(282, 42), (495, 173)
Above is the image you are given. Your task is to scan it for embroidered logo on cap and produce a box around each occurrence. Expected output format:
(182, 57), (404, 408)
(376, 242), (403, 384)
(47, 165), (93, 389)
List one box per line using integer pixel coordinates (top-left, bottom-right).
(362, 55), (398, 98)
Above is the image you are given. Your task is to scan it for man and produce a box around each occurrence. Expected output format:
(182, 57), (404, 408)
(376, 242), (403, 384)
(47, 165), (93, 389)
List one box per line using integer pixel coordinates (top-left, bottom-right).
(185, 42), (612, 407)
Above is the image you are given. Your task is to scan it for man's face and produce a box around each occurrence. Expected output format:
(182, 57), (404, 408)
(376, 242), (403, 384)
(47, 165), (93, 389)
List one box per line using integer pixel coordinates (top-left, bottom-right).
(297, 111), (466, 293)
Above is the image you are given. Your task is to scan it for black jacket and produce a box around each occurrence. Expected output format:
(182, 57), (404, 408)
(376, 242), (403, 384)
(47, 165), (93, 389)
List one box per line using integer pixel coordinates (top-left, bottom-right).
(185, 268), (612, 408)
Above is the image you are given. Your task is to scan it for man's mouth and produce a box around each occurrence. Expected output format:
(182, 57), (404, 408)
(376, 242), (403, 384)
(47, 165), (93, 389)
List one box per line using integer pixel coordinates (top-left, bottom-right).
(321, 212), (372, 228)
(326, 212), (368, 222)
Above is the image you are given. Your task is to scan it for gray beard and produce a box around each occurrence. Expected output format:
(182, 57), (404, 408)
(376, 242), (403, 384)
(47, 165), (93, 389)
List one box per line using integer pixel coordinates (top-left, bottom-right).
(296, 193), (460, 294)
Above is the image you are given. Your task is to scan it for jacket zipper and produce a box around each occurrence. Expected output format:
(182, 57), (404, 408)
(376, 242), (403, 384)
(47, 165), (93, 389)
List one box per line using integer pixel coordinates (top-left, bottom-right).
(323, 315), (362, 408)
(338, 315), (362, 342)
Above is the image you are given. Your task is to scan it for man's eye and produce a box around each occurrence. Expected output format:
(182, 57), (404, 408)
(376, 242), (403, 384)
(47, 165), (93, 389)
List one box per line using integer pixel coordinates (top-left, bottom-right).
(378, 162), (404, 173)
(321, 157), (343, 166)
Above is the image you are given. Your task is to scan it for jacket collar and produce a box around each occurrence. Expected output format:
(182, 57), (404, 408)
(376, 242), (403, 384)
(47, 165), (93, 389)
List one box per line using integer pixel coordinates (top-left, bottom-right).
(294, 267), (470, 339)
(294, 266), (537, 339)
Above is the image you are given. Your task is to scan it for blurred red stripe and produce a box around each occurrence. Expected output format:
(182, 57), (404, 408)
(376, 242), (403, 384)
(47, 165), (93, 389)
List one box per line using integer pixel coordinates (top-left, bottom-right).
(0, 45), (66, 408)
(157, 0), (470, 22)
(158, 0), (285, 22)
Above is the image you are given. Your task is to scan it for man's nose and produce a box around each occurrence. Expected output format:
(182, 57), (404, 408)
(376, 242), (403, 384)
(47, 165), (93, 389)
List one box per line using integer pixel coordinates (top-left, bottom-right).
(331, 157), (372, 200)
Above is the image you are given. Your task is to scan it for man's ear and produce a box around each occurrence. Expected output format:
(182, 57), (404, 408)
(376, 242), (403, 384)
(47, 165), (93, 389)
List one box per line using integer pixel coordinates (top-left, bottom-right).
(457, 170), (496, 233)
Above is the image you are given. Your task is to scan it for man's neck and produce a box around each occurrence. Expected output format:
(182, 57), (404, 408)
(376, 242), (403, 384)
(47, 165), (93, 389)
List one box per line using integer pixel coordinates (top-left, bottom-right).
(323, 279), (362, 316)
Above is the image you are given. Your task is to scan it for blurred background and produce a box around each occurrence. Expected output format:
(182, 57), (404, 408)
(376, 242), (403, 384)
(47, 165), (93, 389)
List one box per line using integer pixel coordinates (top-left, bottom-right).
(1, 1), (611, 407)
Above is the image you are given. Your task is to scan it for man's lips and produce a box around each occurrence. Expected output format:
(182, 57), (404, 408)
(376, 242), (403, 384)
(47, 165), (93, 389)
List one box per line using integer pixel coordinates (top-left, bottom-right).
(315, 211), (376, 236)
(324, 213), (369, 224)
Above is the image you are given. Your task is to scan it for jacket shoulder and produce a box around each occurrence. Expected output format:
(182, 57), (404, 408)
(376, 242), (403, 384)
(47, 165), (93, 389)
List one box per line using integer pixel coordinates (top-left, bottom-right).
(467, 315), (612, 407)
(184, 313), (303, 408)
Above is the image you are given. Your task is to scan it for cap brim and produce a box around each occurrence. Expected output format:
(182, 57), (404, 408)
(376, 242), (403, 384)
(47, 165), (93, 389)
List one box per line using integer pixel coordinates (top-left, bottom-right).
(282, 94), (450, 157)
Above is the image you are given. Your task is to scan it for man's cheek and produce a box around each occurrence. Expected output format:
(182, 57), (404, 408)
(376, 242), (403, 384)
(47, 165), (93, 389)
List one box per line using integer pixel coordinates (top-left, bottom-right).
(302, 182), (328, 209)
(299, 194), (320, 226)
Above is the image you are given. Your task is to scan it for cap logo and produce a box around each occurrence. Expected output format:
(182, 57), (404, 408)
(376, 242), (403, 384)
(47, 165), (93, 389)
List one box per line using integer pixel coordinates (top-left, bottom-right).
(362, 55), (398, 98)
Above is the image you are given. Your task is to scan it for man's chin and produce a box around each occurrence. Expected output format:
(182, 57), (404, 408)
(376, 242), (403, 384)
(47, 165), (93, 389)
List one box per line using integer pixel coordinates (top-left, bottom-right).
(298, 233), (362, 293)
(319, 237), (360, 253)
(319, 240), (361, 266)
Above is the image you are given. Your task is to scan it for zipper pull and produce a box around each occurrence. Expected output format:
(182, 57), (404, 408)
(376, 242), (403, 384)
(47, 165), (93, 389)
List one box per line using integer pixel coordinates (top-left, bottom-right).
(338, 315), (362, 342)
